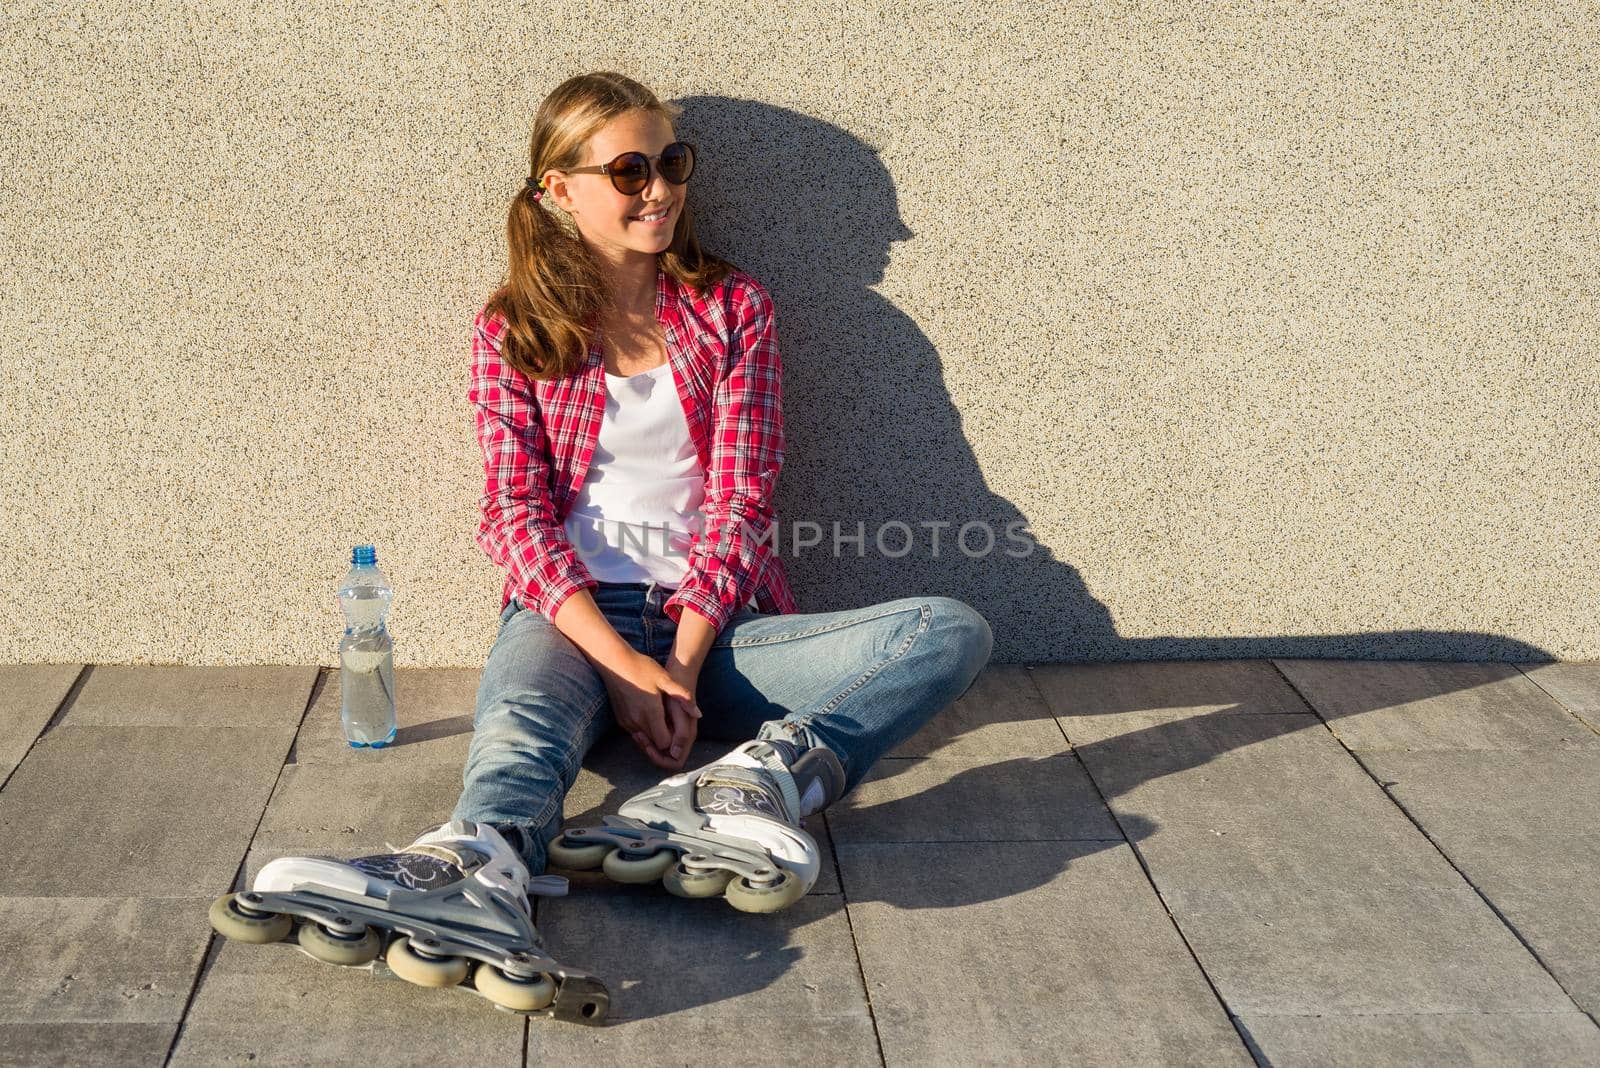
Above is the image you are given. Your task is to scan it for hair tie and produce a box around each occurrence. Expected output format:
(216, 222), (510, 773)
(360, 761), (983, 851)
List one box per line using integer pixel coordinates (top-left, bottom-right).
(526, 175), (546, 201)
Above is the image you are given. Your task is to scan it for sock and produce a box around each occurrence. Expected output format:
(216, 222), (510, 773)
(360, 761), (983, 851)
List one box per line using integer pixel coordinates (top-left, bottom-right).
(799, 777), (827, 818)
(761, 738), (835, 818)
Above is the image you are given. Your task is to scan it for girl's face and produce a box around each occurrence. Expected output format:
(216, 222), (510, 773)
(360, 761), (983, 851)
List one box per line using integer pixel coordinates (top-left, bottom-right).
(544, 109), (681, 262)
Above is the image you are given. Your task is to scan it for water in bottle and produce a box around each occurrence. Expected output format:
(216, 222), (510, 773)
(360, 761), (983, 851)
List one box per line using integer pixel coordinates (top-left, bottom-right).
(338, 544), (397, 748)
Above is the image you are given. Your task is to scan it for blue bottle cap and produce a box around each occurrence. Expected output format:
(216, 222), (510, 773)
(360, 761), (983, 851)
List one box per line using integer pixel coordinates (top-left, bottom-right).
(352, 544), (377, 566)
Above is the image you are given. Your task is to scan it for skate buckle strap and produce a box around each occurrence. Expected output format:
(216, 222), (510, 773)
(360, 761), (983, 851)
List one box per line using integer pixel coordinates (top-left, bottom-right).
(750, 742), (804, 824)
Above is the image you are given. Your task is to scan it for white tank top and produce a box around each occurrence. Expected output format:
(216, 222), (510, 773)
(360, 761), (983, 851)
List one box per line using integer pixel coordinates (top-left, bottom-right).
(566, 361), (765, 616)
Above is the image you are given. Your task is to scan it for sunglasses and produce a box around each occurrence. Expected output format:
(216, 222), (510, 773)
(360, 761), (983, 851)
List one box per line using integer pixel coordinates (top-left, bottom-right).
(563, 141), (697, 196)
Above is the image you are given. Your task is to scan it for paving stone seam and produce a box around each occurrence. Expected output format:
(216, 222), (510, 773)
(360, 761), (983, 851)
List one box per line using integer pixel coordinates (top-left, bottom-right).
(0, 663), (88, 794)
(1020, 665), (1258, 1061)
(1515, 663), (1600, 738)
(821, 837), (1128, 844)
(520, 984), (530, 1067)
(161, 666), (328, 1068)
(1265, 660), (1596, 1023)
(819, 810), (889, 1068)
(1233, 1009), (1599, 1018)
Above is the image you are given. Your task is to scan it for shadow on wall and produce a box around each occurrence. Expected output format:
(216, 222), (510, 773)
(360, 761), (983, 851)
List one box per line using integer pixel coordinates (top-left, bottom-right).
(671, 96), (1553, 666)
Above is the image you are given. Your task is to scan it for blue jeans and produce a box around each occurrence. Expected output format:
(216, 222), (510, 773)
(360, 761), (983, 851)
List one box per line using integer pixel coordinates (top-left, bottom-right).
(450, 580), (994, 876)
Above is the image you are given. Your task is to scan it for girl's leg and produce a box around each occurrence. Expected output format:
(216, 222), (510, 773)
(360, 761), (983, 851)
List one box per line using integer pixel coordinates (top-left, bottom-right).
(648, 590), (994, 797)
(451, 589), (644, 875)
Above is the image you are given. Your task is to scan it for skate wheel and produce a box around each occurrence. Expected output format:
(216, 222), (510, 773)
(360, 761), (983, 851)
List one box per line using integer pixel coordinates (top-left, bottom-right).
(297, 920), (382, 966)
(663, 861), (734, 898)
(547, 832), (609, 871)
(385, 936), (470, 988)
(725, 868), (807, 913)
(209, 893), (293, 944)
(601, 845), (677, 884)
(473, 961), (557, 1011)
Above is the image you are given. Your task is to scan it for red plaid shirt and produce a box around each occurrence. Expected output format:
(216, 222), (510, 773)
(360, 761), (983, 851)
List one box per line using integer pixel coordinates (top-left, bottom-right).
(469, 266), (798, 633)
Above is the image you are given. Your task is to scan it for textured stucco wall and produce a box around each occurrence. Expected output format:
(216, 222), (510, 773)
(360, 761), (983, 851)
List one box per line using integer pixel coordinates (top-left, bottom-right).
(1, 2), (1595, 666)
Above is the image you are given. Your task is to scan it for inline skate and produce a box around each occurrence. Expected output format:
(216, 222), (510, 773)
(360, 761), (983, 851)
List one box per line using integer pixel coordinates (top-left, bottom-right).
(547, 738), (846, 913)
(207, 819), (609, 1023)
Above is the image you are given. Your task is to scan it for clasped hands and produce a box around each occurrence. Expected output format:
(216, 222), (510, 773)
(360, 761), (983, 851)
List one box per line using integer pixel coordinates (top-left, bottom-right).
(599, 650), (702, 772)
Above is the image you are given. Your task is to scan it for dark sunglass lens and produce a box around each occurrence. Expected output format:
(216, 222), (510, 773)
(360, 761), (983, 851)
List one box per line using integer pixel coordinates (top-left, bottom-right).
(662, 143), (694, 183)
(611, 153), (649, 193)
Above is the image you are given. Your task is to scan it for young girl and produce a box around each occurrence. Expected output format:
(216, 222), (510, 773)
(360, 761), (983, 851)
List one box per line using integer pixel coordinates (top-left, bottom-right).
(209, 71), (992, 1022)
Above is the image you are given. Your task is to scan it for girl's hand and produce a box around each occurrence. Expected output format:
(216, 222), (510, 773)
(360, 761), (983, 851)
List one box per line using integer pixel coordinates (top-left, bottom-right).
(655, 692), (700, 771)
(600, 651), (702, 771)
(659, 658), (704, 768)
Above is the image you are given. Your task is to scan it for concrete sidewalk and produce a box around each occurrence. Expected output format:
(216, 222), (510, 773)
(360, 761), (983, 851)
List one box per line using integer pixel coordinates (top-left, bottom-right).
(1, 658), (1597, 1066)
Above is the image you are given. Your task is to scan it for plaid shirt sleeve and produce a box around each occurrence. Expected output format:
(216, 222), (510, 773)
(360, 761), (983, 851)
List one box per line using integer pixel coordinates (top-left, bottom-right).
(469, 313), (598, 622)
(663, 278), (785, 633)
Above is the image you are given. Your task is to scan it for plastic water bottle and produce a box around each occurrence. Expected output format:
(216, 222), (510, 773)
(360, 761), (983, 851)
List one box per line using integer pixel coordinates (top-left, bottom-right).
(337, 544), (397, 748)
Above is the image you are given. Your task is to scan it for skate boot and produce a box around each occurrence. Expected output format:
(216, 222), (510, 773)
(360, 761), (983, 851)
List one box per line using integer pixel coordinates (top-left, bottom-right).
(547, 738), (847, 913)
(207, 819), (610, 1023)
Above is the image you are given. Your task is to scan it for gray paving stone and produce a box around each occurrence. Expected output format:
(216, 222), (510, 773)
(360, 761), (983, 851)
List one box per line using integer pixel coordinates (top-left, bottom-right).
(0, 663), (78, 785)
(1238, 1012), (1600, 1067)
(1030, 659), (1315, 725)
(838, 840), (1250, 1066)
(0, 896), (210, 1024)
(1359, 750), (1600, 858)
(528, 1010), (875, 1066)
(1484, 881), (1600, 1019)
(0, 1023), (176, 1067)
(1520, 661), (1600, 734)
(1274, 660), (1599, 751)
(1066, 711), (1460, 889)
(886, 663), (1068, 759)
(1359, 749), (1600, 1015)
(827, 750), (1121, 843)
(169, 932), (524, 1066)
(290, 667), (478, 767)
(1166, 886), (1576, 1016)
(253, 761), (467, 857)
(0, 725), (292, 896)
(819, 665), (1121, 844)
(564, 731), (842, 894)
(59, 664), (315, 729)
(533, 889), (875, 1036)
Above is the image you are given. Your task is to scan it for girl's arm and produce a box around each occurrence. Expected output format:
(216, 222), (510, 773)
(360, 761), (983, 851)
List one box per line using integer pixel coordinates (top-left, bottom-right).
(664, 276), (785, 642)
(469, 311), (599, 625)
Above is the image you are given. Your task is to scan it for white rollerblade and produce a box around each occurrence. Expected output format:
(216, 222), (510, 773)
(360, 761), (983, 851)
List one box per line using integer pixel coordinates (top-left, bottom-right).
(207, 819), (609, 1023)
(547, 739), (846, 913)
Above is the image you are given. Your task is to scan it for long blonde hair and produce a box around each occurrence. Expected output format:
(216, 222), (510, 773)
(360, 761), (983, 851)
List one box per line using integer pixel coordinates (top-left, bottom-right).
(485, 71), (735, 381)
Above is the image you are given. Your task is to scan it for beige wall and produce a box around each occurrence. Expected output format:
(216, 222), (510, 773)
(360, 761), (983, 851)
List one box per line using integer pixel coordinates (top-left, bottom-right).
(2, 3), (1595, 666)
